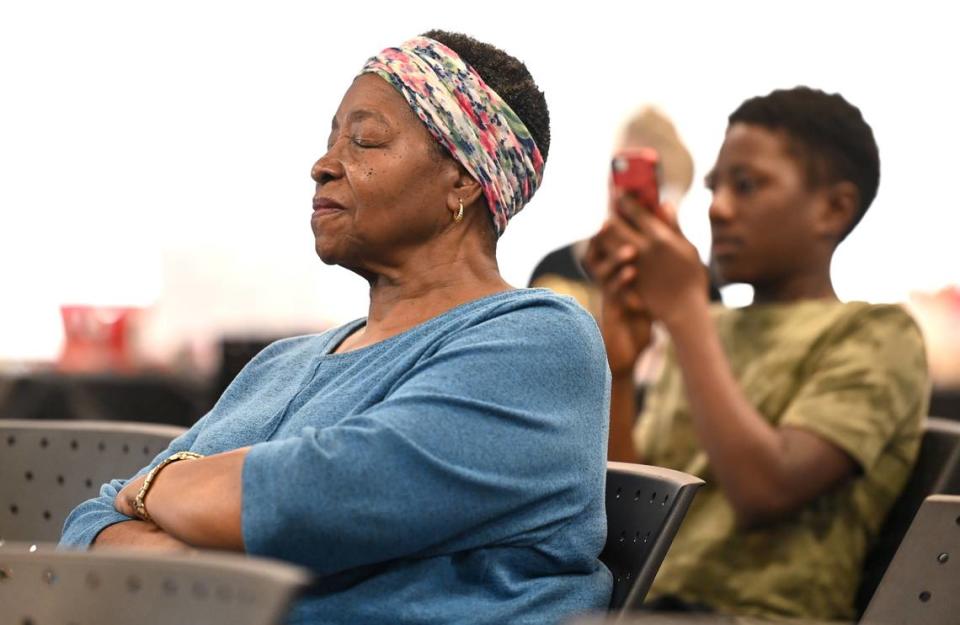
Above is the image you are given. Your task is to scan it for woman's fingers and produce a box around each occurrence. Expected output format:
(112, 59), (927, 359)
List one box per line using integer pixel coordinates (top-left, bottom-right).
(114, 474), (147, 517)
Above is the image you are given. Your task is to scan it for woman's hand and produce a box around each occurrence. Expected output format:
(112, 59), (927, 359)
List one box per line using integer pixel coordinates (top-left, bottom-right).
(93, 520), (193, 552)
(114, 474), (146, 518)
(112, 448), (248, 551)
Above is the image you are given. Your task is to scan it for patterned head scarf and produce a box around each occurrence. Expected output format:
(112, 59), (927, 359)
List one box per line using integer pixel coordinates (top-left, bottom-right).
(361, 36), (545, 236)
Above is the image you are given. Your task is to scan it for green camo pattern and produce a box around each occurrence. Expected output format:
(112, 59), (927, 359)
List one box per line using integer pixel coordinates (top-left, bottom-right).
(635, 300), (930, 620)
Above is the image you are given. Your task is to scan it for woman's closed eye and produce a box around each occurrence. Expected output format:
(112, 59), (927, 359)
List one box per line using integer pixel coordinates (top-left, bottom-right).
(351, 135), (383, 148)
(325, 130), (387, 151)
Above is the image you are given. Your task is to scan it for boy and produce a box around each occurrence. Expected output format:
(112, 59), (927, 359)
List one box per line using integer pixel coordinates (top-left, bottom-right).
(586, 86), (929, 620)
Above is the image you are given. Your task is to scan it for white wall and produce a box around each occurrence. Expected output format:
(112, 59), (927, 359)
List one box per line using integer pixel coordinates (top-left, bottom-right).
(2, 0), (959, 362)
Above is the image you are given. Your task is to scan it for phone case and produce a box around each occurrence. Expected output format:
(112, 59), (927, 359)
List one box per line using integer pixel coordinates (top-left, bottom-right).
(611, 147), (660, 212)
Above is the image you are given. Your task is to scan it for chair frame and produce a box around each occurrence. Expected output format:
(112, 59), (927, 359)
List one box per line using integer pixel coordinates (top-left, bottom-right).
(856, 417), (960, 613)
(0, 541), (310, 625)
(860, 494), (960, 625)
(602, 461), (704, 615)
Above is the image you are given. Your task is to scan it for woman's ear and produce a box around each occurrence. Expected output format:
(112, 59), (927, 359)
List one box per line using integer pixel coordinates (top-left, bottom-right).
(817, 180), (860, 242)
(446, 164), (484, 215)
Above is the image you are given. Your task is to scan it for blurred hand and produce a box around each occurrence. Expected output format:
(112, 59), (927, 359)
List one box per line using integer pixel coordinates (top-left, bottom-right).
(584, 223), (653, 377)
(598, 192), (708, 330)
(600, 292), (653, 378)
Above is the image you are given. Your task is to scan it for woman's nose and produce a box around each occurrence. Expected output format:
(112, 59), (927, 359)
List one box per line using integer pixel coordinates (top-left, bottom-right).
(311, 151), (344, 185)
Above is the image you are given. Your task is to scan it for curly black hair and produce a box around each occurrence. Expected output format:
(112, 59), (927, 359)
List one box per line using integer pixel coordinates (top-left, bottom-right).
(422, 29), (550, 162)
(729, 86), (879, 240)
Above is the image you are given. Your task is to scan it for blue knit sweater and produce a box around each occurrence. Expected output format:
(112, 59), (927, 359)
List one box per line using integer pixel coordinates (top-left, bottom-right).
(61, 289), (613, 624)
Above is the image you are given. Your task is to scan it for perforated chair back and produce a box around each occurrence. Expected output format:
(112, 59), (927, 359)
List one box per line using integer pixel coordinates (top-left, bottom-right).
(601, 462), (704, 613)
(0, 541), (311, 625)
(0, 420), (185, 542)
(856, 417), (960, 614)
(860, 494), (960, 625)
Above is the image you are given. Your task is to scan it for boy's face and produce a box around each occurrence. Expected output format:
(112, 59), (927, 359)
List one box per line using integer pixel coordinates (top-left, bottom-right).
(706, 123), (826, 288)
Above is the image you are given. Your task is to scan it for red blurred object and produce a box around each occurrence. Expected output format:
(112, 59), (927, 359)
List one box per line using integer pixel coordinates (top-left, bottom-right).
(611, 147), (661, 212)
(58, 305), (142, 373)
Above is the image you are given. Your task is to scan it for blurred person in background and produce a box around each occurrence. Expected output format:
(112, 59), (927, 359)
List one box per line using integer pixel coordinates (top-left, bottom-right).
(529, 106), (717, 314)
(529, 107), (719, 399)
(586, 86), (930, 620)
(61, 31), (612, 625)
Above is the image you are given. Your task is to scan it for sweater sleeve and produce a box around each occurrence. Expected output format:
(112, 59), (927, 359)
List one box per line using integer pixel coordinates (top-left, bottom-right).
(241, 302), (611, 575)
(59, 414), (211, 548)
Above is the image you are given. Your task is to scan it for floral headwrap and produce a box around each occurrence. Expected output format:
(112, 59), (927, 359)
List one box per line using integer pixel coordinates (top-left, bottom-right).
(361, 36), (545, 236)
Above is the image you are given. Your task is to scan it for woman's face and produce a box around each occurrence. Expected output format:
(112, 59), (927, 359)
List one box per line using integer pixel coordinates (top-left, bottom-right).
(310, 74), (459, 274)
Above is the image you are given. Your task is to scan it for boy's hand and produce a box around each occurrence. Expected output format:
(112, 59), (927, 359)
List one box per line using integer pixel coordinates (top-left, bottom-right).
(606, 193), (710, 330)
(584, 222), (652, 376)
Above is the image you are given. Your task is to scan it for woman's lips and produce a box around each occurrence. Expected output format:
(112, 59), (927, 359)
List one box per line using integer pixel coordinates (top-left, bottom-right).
(312, 197), (345, 217)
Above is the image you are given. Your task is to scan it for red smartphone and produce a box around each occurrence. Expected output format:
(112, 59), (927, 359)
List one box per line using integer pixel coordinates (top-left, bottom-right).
(611, 147), (661, 214)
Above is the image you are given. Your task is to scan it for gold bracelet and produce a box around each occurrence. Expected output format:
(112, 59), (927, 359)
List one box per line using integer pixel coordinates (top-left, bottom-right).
(133, 451), (204, 523)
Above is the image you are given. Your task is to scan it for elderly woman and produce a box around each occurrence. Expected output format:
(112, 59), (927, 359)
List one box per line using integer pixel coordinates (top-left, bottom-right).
(60, 31), (613, 624)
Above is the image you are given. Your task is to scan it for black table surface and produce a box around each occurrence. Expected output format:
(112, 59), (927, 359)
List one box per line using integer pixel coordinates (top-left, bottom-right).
(0, 369), (211, 427)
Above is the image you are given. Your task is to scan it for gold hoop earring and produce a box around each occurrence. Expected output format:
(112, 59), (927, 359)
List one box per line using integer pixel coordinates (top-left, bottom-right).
(454, 198), (464, 223)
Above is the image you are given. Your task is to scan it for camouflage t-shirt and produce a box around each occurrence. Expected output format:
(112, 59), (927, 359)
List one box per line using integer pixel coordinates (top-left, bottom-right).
(635, 301), (930, 620)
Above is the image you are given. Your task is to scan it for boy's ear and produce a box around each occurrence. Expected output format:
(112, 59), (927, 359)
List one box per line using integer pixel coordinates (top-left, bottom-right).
(818, 181), (860, 241)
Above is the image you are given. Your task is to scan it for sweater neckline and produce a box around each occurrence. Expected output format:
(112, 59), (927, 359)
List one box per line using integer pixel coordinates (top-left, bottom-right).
(321, 288), (547, 359)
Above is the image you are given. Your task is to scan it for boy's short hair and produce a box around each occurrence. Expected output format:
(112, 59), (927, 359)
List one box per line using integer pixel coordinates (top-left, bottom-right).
(729, 87), (880, 240)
